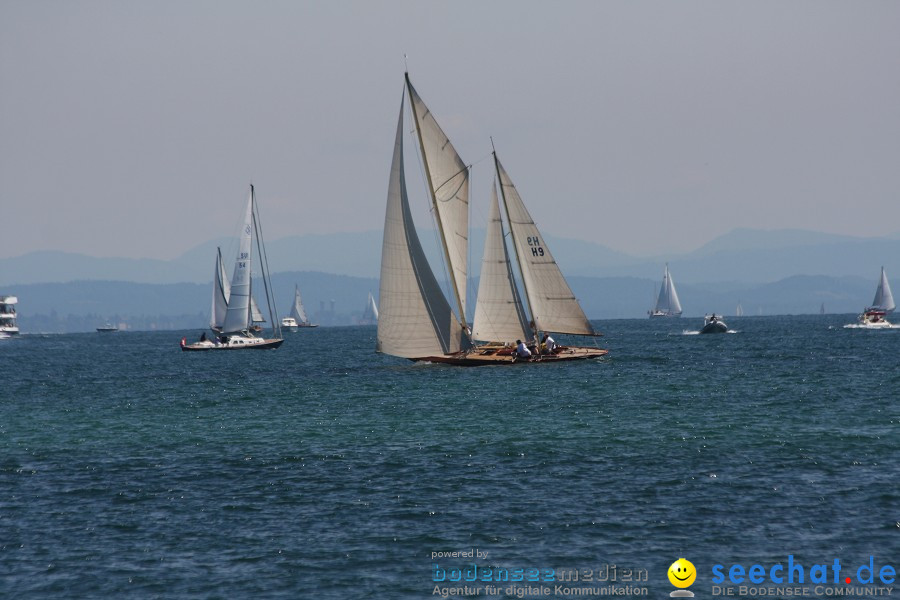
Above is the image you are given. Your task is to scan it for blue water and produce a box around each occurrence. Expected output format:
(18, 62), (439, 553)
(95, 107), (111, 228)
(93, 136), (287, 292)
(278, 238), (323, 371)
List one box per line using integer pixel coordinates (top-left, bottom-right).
(1, 315), (897, 598)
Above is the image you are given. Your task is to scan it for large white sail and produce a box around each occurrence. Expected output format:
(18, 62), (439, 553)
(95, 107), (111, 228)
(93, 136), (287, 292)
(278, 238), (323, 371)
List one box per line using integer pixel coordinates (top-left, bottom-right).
(472, 182), (530, 343)
(870, 266), (895, 313)
(406, 75), (470, 324)
(221, 189), (254, 334)
(210, 247), (230, 330)
(495, 154), (594, 336)
(654, 264), (682, 316)
(377, 98), (467, 358)
(290, 285), (309, 324)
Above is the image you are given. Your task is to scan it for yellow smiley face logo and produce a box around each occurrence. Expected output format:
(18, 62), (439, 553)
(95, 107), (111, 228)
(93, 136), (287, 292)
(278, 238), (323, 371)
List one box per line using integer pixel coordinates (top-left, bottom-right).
(668, 558), (696, 588)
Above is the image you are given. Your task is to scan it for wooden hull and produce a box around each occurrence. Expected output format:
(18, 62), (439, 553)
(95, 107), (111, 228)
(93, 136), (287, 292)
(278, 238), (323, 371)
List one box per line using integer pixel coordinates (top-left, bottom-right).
(181, 337), (284, 351)
(413, 345), (608, 367)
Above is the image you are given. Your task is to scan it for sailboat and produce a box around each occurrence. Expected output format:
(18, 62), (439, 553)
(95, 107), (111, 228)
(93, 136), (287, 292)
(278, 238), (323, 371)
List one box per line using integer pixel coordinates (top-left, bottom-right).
(648, 264), (682, 317)
(281, 284), (317, 329)
(376, 73), (607, 366)
(845, 266), (897, 329)
(360, 292), (379, 324)
(182, 185), (284, 351)
(736, 302), (744, 317)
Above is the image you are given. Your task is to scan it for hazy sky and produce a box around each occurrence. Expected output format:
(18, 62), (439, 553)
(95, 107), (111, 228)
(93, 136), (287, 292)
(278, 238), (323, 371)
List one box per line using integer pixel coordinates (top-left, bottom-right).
(2, 0), (899, 261)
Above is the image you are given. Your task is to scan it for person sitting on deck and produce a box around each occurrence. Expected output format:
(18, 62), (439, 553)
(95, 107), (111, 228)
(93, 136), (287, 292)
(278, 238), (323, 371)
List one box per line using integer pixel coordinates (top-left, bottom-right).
(541, 333), (557, 354)
(515, 339), (532, 359)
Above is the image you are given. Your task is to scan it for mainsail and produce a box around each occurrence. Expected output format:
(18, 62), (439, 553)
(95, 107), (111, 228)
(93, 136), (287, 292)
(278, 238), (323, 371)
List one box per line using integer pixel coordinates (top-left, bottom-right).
(210, 247), (230, 330)
(472, 182), (530, 343)
(221, 189), (254, 334)
(290, 285), (309, 324)
(494, 154), (594, 336)
(869, 266), (895, 313)
(654, 264), (682, 316)
(406, 75), (470, 326)
(376, 96), (468, 358)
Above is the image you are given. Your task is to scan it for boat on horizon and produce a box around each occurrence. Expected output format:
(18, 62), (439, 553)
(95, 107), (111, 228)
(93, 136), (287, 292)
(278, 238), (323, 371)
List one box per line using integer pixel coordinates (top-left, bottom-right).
(700, 314), (728, 334)
(359, 292), (378, 325)
(96, 321), (118, 332)
(376, 73), (607, 366)
(844, 266), (896, 329)
(0, 295), (19, 336)
(282, 284), (317, 329)
(182, 185), (284, 351)
(648, 264), (682, 318)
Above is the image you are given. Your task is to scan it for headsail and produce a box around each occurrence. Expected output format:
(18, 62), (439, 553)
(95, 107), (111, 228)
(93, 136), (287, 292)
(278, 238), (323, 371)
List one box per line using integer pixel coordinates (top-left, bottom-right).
(654, 264), (682, 316)
(472, 182), (531, 343)
(405, 74), (470, 326)
(495, 153), (595, 336)
(221, 188), (254, 334)
(869, 266), (895, 313)
(290, 285), (309, 324)
(376, 95), (468, 358)
(210, 247), (230, 330)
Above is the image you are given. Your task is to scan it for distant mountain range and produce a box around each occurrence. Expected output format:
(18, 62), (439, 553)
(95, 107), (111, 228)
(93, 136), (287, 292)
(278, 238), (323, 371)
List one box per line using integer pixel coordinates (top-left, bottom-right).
(2, 227), (897, 286)
(3, 228), (894, 332)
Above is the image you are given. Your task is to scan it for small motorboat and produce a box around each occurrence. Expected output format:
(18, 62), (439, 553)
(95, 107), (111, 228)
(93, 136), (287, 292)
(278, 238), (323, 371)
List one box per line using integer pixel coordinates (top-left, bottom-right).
(700, 314), (728, 334)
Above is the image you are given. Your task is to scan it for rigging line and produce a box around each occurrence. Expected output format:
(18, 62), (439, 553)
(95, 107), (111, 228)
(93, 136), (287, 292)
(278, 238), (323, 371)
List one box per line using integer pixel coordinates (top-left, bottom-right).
(252, 190), (280, 337)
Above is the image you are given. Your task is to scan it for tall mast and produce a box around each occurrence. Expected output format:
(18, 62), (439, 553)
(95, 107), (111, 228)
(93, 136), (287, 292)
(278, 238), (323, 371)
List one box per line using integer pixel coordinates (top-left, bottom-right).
(493, 147), (536, 340)
(404, 72), (471, 336)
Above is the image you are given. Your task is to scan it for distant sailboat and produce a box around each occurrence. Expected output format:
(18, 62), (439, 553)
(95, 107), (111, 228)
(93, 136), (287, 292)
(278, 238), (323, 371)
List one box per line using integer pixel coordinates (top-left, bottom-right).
(360, 292), (379, 324)
(735, 302), (744, 317)
(182, 185), (284, 351)
(649, 264), (682, 317)
(846, 266), (896, 329)
(376, 73), (607, 365)
(282, 284), (317, 329)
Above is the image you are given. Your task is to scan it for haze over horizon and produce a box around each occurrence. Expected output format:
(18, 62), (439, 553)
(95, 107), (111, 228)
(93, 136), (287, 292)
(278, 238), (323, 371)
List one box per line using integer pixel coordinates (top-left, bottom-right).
(2, 1), (899, 262)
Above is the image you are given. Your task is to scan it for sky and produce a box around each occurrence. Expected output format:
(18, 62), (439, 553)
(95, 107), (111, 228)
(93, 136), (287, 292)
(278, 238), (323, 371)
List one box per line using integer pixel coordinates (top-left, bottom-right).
(2, 0), (899, 261)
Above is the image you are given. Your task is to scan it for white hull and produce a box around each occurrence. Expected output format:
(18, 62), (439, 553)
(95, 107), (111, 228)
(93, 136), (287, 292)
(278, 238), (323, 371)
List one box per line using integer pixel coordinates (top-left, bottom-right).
(181, 334), (284, 351)
(649, 310), (681, 318)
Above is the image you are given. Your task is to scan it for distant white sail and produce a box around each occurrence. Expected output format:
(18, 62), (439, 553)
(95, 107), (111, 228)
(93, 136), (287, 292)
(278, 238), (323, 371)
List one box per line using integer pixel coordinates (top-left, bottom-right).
(376, 97), (468, 358)
(406, 75), (469, 325)
(290, 285), (309, 324)
(210, 247), (230, 330)
(363, 292), (379, 322)
(736, 302), (744, 317)
(472, 182), (530, 343)
(250, 296), (266, 323)
(653, 264), (682, 316)
(221, 189), (254, 334)
(869, 266), (895, 313)
(495, 154), (594, 336)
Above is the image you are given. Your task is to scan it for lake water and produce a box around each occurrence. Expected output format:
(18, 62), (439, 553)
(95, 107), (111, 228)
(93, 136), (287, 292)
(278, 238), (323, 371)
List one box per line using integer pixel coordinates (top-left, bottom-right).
(1, 315), (897, 598)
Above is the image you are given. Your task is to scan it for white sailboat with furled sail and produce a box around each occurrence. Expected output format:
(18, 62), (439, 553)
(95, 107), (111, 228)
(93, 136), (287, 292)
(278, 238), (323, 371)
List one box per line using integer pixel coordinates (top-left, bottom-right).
(648, 264), (682, 317)
(182, 185), (283, 351)
(282, 284), (317, 329)
(845, 266), (897, 329)
(376, 73), (607, 365)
